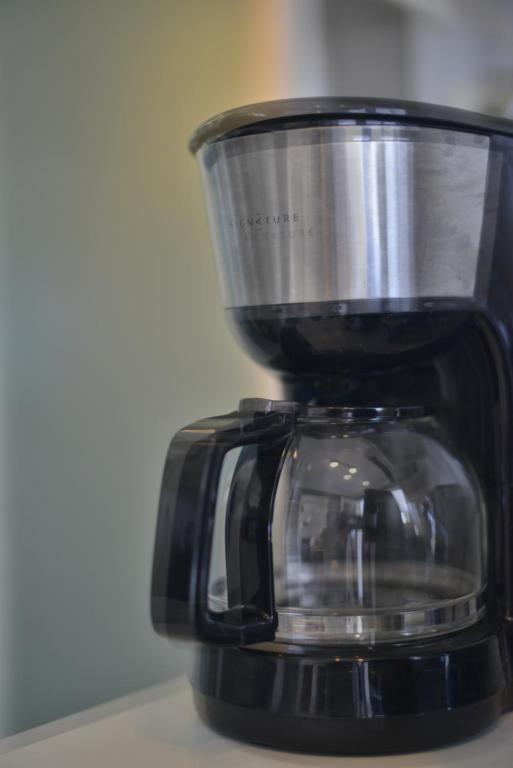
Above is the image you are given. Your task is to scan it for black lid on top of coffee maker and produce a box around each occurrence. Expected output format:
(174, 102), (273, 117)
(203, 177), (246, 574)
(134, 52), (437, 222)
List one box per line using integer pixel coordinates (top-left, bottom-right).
(189, 96), (513, 154)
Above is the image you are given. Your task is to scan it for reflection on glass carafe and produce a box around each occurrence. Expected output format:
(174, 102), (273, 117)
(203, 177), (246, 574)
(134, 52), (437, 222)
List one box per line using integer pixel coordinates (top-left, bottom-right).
(270, 406), (486, 644)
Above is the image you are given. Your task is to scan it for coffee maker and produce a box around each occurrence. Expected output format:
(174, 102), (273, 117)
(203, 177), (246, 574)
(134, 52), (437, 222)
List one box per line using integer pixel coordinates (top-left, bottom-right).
(151, 98), (513, 753)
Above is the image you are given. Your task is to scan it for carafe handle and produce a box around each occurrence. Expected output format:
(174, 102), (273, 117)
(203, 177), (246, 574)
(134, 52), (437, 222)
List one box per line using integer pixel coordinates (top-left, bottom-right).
(151, 409), (293, 645)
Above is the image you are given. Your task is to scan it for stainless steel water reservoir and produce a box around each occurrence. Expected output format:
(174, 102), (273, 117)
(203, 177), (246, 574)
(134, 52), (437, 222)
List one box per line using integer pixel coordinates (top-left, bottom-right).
(195, 123), (490, 308)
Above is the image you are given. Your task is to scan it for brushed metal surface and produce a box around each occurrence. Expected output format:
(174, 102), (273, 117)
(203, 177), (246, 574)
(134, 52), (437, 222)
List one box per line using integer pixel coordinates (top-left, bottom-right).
(197, 125), (490, 308)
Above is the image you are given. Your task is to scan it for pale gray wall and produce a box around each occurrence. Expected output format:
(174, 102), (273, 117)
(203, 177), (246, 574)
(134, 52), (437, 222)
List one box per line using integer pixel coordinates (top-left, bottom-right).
(0, 0), (277, 737)
(322, 0), (405, 99)
(401, 0), (513, 114)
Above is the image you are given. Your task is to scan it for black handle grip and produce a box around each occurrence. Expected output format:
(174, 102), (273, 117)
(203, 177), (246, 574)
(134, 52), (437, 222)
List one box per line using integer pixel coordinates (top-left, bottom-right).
(151, 409), (293, 645)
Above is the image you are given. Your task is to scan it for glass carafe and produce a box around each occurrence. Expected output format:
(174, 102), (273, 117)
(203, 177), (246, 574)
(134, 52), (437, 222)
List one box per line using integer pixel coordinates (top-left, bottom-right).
(269, 405), (486, 644)
(152, 400), (487, 647)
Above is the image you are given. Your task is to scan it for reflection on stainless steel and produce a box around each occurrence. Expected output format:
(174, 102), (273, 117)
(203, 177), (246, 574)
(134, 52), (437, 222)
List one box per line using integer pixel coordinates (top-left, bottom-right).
(274, 590), (485, 645)
(198, 126), (490, 307)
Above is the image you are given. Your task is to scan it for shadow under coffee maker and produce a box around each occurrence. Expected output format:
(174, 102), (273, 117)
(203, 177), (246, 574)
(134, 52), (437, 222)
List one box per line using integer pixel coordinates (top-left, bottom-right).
(151, 98), (513, 753)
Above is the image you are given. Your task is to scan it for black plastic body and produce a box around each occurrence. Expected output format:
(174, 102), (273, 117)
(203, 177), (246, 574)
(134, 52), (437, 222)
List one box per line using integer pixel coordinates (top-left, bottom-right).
(193, 623), (513, 754)
(193, 294), (513, 753)
(154, 108), (513, 753)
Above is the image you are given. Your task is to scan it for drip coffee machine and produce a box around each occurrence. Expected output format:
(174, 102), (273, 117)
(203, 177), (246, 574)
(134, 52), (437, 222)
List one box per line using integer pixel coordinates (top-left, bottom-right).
(151, 98), (513, 753)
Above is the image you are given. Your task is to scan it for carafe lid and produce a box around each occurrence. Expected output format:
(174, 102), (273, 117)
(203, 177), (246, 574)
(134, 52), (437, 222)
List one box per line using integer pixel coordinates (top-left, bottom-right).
(238, 398), (427, 423)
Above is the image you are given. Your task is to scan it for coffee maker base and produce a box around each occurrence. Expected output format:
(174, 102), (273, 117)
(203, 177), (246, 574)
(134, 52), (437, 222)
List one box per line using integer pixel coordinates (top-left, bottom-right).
(191, 628), (513, 755)
(193, 689), (503, 755)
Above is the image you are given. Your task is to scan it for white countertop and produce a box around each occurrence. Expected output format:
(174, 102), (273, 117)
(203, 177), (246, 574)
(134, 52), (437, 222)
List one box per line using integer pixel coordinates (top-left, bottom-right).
(1, 676), (512, 767)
